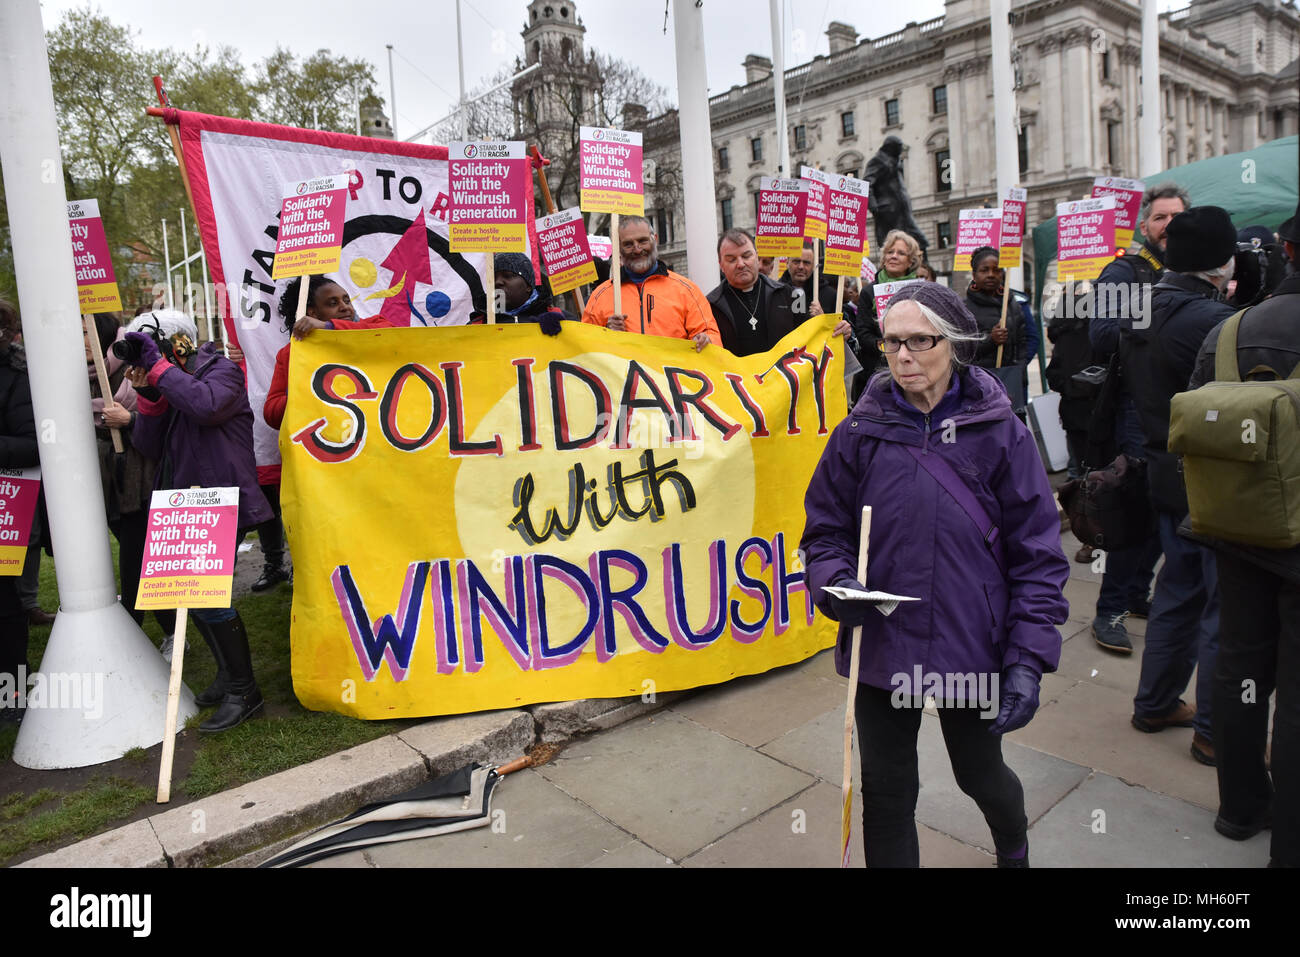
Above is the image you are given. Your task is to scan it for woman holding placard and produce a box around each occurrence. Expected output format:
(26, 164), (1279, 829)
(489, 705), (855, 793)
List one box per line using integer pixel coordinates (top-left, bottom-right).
(801, 282), (1069, 867)
(122, 309), (273, 732)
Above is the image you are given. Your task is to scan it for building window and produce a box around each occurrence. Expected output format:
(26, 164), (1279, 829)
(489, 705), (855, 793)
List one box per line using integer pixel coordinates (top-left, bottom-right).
(842, 111), (855, 137)
(932, 86), (947, 116)
(1018, 127), (1029, 177)
(937, 221), (952, 249)
(1106, 121), (1121, 168)
(655, 209), (674, 245)
(1101, 50), (1111, 81)
(752, 191), (762, 221)
(721, 198), (733, 231)
(718, 145), (730, 170)
(751, 136), (763, 162)
(934, 149), (951, 193)
(885, 98), (900, 127)
(794, 124), (807, 151)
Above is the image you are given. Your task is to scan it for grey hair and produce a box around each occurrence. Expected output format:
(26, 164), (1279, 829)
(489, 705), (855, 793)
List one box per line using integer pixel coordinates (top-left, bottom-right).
(1191, 255), (1236, 286)
(1138, 182), (1190, 224)
(881, 298), (983, 364)
(618, 214), (655, 235)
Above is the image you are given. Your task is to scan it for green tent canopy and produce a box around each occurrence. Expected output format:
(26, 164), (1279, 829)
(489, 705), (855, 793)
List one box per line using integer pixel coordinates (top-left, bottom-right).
(1031, 135), (1299, 315)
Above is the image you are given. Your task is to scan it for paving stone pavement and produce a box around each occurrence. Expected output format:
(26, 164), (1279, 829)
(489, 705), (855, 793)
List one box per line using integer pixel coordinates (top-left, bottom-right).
(308, 539), (1271, 868)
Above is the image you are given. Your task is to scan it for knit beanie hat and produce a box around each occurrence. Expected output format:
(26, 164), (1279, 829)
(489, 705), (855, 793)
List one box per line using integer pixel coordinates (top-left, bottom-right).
(1165, 206), (1238, 273)
(495, 252), (535, 288)
(881, 281), (979, 363)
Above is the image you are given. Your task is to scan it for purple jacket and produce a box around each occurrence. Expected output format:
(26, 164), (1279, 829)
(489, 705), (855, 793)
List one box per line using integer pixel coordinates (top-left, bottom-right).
(801, 366), (1069, 690)
(132, 342), (272, 530)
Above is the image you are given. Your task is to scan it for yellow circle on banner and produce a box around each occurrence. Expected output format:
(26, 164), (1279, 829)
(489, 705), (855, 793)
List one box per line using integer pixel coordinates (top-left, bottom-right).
(349, 257), (378, 288)
(452, 351), (757, 659)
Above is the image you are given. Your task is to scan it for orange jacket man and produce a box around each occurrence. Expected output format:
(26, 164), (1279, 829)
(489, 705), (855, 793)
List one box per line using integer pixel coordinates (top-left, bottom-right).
(582, 216), (720, 352)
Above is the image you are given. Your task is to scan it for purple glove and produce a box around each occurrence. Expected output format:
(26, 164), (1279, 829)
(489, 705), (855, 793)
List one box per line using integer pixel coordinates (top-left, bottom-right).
(123, 331), (163, 368)
(824, 578), (875, 626)
(988, 664), (1041, 735)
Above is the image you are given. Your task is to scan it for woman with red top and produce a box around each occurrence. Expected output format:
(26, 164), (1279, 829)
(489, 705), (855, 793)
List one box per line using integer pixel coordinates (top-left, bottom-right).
(252, 276), (391, 589)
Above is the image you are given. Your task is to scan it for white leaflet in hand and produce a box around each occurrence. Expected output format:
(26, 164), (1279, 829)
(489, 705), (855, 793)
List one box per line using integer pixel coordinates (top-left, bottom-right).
(820, 586), (920, 618)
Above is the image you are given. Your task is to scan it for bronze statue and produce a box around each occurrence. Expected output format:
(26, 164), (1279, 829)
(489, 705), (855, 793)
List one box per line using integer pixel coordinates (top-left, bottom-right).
(864, 136), (929, 257)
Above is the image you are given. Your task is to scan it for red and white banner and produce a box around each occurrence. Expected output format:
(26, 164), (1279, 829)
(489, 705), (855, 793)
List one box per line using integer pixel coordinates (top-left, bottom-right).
(167, 109), (538, 473)
(999, 187), (1028, 268)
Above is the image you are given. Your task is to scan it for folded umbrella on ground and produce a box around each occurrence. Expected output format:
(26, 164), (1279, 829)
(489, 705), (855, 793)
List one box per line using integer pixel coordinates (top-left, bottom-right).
(260, 756), (532, 869)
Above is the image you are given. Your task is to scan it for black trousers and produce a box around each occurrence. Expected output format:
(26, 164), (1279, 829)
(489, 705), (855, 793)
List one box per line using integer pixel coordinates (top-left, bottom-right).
(254, 482), (285, 568)
(855, 683), (1027, 867)
(1213, 551), (1299, 866)
(114, 510), (176, 635)
(0, 577), (27, 712)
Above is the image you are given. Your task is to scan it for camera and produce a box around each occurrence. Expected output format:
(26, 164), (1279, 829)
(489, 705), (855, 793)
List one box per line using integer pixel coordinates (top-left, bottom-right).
(110, 317), (174, 364)
(1230, 240), (1286, 309)
(1068, 364), (1109, 400)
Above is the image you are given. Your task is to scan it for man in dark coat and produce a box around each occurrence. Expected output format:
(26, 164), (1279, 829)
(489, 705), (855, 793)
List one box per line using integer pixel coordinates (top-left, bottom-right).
(1183, 204), (1300, 866)
(778, 240), (838, 316)
(123, 310), (273, 733)
(709, 229), (850, 356)
(1088, 182), (1189, 651)
(1121, 206), (1238, 766)
(471, 252), (570, 333)
(0, 300), (38, 723)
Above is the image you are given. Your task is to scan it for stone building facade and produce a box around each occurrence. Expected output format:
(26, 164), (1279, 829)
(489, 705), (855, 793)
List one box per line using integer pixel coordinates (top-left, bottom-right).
(633, 0), (1298, 279)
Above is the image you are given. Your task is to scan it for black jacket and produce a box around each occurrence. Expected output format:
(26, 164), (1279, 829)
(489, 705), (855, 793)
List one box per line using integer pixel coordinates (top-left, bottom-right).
(1122, 272), (1236, 513)
(966, 285), (1028, 368)
(778, 269), (838, 316)
(0, 344), (38, 470)
(708, 275), (811, 356)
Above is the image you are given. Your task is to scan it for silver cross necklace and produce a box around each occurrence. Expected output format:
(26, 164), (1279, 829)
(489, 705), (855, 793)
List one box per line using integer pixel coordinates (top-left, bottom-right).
(728, 283), (762, 331)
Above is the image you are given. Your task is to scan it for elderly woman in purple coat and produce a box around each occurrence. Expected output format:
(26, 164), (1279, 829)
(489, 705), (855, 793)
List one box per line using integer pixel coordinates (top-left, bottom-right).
(122, 310), (273, 734)
(801, 283), (1069, 867)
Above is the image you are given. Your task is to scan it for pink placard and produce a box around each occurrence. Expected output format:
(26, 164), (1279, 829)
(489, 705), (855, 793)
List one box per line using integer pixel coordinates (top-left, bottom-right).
(824, 174), (870, 277)
(999, 187), (1027, 267)
(0, 467), (41, 576)
(588, 235), (613, 260)
(954, 209), (1003, 271)
(578, 126), (644, 216)
(535, 207), (598, 295)
(755, 178), (809, 257)
(1056, 196), (1118, 282)
(449, 142), (530, 253)
(67, 199), (121, 312)
(801, 166), (829, 241)
(872, 279), (922, 321)
(272, 174), (350, 280)
(137, 487), (240, 609)
(1091, 177), (1144, 248)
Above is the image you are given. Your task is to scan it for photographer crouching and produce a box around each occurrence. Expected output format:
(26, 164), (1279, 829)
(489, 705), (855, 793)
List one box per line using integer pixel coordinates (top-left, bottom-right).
(118, 310), (272, 732)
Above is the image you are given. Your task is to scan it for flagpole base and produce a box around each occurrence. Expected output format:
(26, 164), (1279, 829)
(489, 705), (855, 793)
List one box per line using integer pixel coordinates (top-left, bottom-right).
(12, 603), (198, 770)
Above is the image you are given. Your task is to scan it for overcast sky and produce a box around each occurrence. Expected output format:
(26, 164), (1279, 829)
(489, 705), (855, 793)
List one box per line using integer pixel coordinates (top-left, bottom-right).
(40, 0), (1187, 140)
(39, 0), (955, 136)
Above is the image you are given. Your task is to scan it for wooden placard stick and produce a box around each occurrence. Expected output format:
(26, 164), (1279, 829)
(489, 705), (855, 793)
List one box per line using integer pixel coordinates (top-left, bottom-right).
(840, 505), (872, 867)
(529, 145), (585, 315)
(83, 315), (124, 453)
(610, 212), (622, 321)
(156, 605), (189, 803)
(486, 255), (496, 325)
(834, 274), (846, 318)
(995, 280), (1011, 369)
(813, 238), (821, 304)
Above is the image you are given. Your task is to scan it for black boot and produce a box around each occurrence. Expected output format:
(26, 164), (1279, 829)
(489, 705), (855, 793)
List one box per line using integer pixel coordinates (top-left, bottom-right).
(251, 564), (289, 591)
(190, 617), (230, 708)
(198, 615), (264, 733)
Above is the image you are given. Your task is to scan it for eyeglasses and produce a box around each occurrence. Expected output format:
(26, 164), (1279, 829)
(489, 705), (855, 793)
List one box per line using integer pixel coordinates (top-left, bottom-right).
(878, 334), (944, 354)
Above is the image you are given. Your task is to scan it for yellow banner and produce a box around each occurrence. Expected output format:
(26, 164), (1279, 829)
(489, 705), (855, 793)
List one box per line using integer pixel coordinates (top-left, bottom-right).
(579, 189), (644, 217)
(449, 223), (528, 253)
(1058, 255), (1113, 283)
(136, 575), (234, 610)
(998, 246), (1022, 269)
(281, 320), (844, 718)
(272, 246), (343, 280)
(77, 281), (122, 313)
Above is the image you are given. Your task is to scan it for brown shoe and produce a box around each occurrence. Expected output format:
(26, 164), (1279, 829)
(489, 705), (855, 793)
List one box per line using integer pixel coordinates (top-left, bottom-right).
(26, 607), (55, 627)
(1131, 700), (1196, 732)
(1075, 544), (1095, 563)
(1191, 733), (1216, 766)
